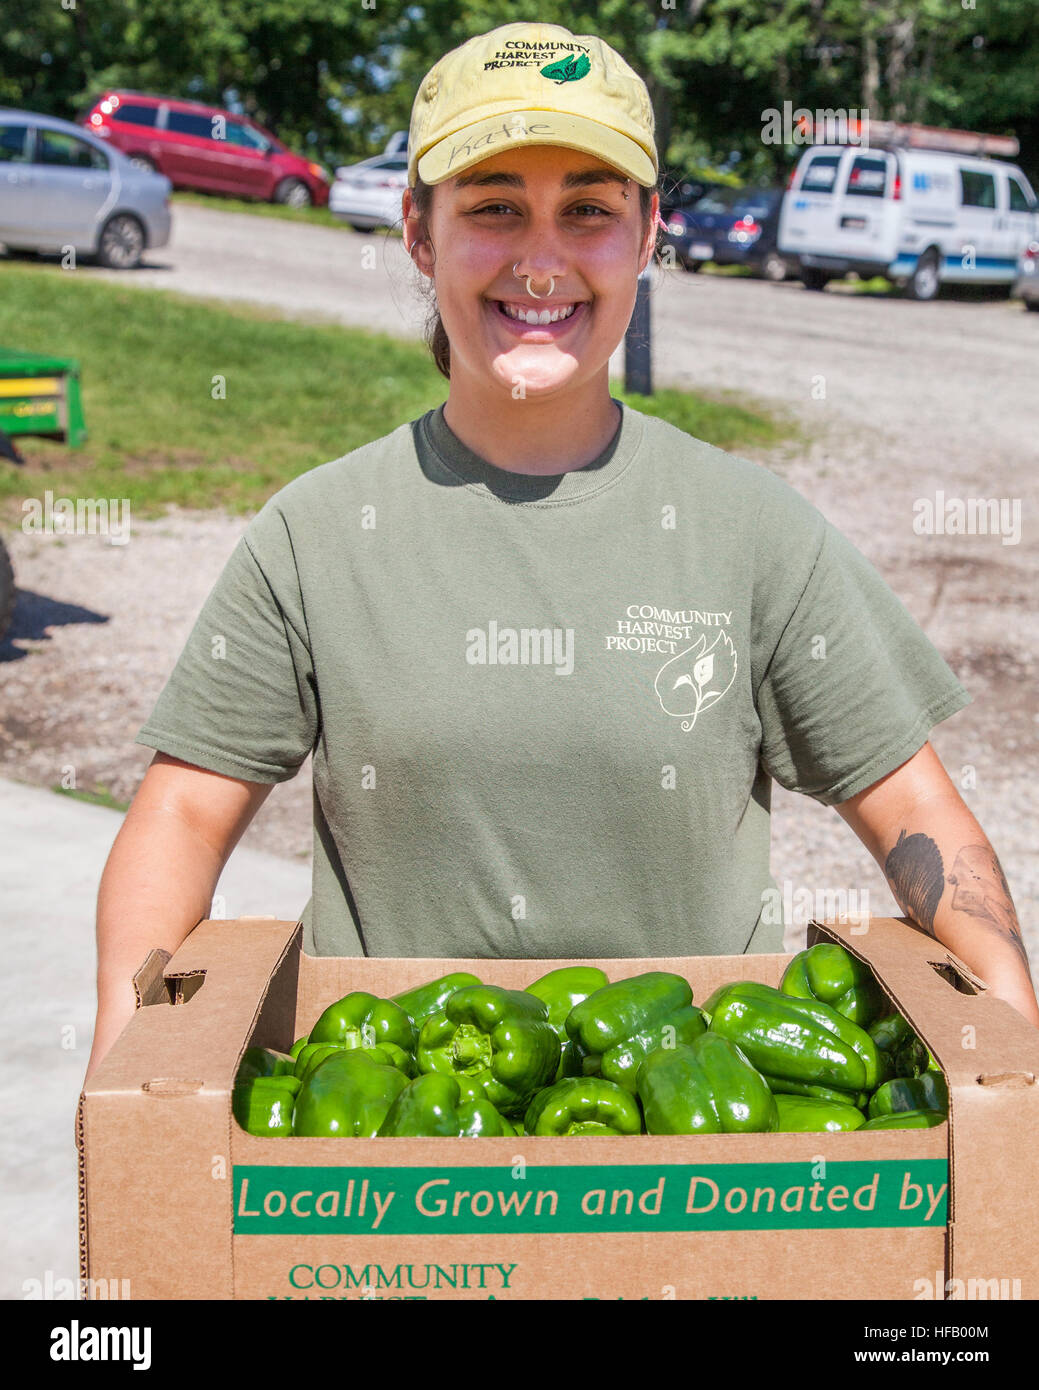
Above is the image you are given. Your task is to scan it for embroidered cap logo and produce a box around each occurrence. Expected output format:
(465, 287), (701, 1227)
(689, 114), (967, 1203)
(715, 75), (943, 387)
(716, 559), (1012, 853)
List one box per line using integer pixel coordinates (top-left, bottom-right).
(539, 54), (591, 84)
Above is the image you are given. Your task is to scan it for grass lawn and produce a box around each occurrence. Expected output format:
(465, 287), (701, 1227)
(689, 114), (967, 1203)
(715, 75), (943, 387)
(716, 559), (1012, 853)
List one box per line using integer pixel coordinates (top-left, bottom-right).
(0, 264), (794, 524)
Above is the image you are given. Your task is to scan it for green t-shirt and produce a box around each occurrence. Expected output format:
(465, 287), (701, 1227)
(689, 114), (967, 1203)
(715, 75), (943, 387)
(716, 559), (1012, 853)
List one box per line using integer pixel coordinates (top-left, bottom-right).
(136, 401), (970, 959)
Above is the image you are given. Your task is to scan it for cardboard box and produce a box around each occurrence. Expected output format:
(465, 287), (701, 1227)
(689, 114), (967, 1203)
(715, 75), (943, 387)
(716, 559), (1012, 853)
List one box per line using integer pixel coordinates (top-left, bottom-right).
(78, 916), (1039, 1300)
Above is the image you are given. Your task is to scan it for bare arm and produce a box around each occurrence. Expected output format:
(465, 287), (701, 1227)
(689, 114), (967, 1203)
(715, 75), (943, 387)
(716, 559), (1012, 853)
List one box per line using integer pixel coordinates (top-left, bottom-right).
(835, 742), (1039, 1027)
(84, 753), (274, 1081)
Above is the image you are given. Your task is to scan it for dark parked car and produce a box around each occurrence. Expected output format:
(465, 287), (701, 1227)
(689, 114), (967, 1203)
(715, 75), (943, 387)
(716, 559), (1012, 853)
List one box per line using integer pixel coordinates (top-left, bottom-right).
(662, 186), (792, 280)
(82, 91), (330, 208)
(658, 174), (716, 219)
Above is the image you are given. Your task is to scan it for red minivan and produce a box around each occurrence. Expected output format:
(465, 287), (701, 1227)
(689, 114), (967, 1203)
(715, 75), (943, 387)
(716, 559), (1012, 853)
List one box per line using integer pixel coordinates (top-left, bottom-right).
(83, 91), (329, 207)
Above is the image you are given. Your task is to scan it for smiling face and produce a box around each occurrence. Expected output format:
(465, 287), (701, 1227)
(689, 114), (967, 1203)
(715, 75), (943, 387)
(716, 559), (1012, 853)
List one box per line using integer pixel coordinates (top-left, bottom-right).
(404, 145), (659, 400)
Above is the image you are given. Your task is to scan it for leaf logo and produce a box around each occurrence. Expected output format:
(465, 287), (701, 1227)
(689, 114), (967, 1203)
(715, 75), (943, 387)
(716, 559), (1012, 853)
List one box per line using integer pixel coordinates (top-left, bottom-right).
(654, 631), (737, 731)
(540, 53), (591, 83)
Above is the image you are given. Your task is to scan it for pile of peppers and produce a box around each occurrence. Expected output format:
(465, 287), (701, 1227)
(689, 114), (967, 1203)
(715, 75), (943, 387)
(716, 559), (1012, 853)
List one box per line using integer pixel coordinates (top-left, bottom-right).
(231, 944), (950, 1138)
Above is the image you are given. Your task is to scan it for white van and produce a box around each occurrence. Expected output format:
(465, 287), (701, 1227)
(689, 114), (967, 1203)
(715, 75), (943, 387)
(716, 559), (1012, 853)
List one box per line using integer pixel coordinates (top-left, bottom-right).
(778, 129), (1038, 299)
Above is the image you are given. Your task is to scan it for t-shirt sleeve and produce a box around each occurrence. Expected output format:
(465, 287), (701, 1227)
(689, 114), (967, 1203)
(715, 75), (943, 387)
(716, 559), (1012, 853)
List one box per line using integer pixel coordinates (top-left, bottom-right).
(755, 516), (971, 805)
(135, 504), (318, 783)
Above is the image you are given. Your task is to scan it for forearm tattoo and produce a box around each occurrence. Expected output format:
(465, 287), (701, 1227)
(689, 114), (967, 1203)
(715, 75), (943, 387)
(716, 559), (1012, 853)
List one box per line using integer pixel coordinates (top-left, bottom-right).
(948, 844), (1031, 976)
(884, 829), (944, 933)
(884, 830), (1031, 977)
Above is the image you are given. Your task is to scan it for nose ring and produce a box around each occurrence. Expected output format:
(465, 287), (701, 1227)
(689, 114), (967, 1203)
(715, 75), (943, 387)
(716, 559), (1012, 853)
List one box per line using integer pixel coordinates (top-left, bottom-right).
(514, 262), (555, 299)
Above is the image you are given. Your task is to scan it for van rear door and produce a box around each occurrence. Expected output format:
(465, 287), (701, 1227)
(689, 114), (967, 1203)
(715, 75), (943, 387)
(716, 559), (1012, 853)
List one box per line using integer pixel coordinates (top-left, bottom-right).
(777, 149), (842, 257)
(830, 150), (899, 263)
(779, 147), (898, 267)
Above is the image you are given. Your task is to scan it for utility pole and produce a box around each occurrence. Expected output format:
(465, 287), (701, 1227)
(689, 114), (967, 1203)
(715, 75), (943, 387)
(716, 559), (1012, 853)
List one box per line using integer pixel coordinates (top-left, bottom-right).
(624, 265), (652, 396)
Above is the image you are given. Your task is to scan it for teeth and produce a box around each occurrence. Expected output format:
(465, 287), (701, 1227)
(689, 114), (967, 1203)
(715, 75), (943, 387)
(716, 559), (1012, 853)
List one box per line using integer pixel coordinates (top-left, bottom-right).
(500, 302), (577, 325)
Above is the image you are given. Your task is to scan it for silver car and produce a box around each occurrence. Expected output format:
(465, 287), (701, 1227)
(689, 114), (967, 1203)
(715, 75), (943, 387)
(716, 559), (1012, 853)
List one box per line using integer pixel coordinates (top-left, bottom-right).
(329, 152), (408, 232)
(0, 108), (171, 269)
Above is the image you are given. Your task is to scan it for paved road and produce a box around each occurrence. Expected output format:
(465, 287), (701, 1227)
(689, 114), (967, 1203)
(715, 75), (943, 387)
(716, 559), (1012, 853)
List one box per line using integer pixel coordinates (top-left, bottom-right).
(0, 776), (310, 1301)
(94, 202), (1037, 473)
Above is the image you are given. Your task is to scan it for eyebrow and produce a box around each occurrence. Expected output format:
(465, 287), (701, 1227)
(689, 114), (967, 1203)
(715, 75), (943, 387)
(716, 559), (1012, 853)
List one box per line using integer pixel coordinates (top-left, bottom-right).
(453, 168), (630, 191)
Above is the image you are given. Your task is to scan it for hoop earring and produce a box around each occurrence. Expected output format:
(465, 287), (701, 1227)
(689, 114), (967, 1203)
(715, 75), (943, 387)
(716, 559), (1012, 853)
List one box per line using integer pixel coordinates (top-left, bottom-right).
(513, 262), (555, 299)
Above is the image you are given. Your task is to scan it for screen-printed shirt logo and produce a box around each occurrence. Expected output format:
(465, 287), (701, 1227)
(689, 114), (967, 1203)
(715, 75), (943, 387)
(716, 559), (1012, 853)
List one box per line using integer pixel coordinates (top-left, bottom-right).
(654, 632), (737, 732)
(603, 604), (738, 732)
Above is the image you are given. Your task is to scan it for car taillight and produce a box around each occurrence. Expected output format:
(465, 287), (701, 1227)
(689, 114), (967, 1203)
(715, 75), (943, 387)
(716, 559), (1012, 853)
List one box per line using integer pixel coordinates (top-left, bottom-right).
(785, 166), (796, 189)
(892, 174), (901, 200)
(729, 216), (761, 243)
(1025, 242), (1038, 261)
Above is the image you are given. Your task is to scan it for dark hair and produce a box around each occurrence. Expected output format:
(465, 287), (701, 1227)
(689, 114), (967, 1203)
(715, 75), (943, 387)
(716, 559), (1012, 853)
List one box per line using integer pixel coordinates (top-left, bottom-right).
(408, 174), (660, 380)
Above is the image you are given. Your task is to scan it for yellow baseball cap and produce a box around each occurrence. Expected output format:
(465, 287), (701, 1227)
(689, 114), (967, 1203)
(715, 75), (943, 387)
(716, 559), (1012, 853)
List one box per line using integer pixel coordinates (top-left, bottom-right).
(408, 22), (658, 189)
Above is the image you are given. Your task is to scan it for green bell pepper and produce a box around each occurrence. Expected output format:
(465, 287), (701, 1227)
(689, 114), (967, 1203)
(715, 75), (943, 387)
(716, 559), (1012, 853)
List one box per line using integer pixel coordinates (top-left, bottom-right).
(391, 973), (482, 1029)
(379, 1074), (464, 1136)
(378, 1073), (516, 1137)
(780, 943), (886, 1027)
(294, 1042), (345, 1081)
(774, 1095), (866, 1132)
(764, 1075), (870, 1109)
(859, 1110), (946, 1130)
(290, 1036), (309, 1061)
(868, 1011), (914, 1056)
(893, 1033), (941, 1079)
(525, 966), (610, 1082)
(459, 1101), (516, 1138)
(636, 1033), (779, 1134)
(704, 980), (886, 1095)
(233, 1074), (300, 1136)
(416, 985), (560, 1115)
(867, 1072), (948, 1119)
(293, 1049), (409, 1137)
(565, 972), (707, 1093)
(294, 1037), (414, 1079)
(524, 1077), (643, 1136)
(309, 990), (416, 1054)
(236, 1046), (296, 1083)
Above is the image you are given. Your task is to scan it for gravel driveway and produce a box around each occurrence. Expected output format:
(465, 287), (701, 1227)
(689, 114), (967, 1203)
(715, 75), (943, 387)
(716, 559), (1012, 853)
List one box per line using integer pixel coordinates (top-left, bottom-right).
(3, 203), (1036, 966)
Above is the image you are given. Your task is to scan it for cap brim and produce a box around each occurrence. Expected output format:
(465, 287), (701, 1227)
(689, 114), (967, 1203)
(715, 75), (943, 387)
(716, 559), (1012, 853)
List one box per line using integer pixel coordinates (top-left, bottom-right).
(415, 110), (656, 187)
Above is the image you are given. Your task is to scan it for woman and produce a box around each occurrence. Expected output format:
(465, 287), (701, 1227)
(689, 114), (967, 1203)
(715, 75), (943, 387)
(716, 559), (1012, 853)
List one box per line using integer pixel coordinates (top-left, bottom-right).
(86, 22), (1037, 1078)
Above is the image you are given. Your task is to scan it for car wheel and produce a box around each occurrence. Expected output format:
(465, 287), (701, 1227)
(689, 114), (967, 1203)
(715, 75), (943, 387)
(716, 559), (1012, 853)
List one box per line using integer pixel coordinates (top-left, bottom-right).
(128, 155), (157, 174)
(683, 259), (704, 273)
(274, 178), (312, 209)
(762, 251), (788, 282)
(801, 268), (831, 291)
(97, 214), (145, 269)
(1024, 298), (1039, 312)
(904, 249), (940, 302)
(0, 537), (16, 643)
(347, 223), (375, 234)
